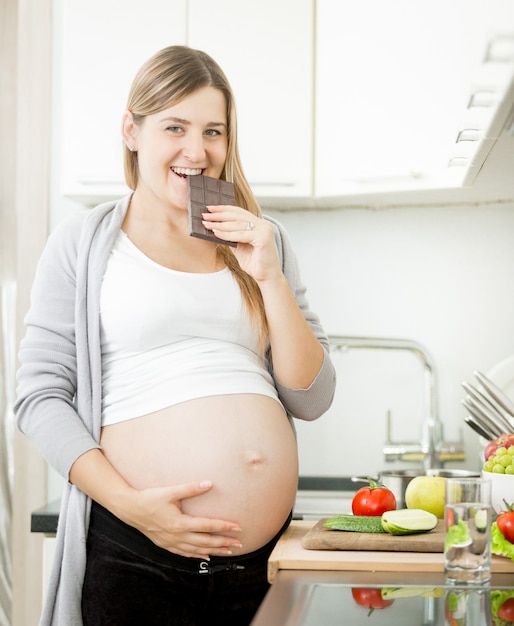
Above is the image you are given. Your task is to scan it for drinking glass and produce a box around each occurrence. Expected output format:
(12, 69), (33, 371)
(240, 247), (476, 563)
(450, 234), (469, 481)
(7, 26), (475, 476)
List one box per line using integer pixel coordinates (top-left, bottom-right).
(444, 477), (492, 584)
(444, 588), (491, 626)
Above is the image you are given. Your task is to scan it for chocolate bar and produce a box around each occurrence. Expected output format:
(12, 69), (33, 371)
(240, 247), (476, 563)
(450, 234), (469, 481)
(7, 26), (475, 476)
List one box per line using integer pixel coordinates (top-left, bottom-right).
(187, 175), (236, 247)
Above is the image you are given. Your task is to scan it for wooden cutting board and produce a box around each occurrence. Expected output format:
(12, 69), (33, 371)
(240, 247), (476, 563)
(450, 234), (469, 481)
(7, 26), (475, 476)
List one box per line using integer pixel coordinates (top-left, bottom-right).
(301, 518), (444, 552)
(267, 521), (514, 583)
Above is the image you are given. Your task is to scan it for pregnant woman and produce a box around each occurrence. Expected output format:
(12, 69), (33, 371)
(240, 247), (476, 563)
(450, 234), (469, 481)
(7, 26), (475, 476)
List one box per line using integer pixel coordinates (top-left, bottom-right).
(15, 45), (336, 626)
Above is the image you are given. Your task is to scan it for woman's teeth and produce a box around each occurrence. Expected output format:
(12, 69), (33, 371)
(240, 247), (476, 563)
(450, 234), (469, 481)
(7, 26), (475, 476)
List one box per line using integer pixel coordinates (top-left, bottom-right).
(172, 167), (203, 178)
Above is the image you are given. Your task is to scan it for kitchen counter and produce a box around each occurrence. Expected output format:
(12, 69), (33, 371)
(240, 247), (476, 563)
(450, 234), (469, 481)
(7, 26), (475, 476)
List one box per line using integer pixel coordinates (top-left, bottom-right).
(267, 521), (514, 582)
(31, 499), (60, 533)
(253, 521), (514, 626)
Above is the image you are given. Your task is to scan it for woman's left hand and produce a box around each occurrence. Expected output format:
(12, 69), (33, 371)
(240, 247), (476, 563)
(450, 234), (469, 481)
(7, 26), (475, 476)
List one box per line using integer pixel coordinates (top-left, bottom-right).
(202, 205), (280, 283)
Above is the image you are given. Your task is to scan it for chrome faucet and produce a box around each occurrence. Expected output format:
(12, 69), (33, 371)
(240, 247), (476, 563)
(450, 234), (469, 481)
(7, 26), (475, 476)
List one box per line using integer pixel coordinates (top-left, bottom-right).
(328, 335), (465, 470)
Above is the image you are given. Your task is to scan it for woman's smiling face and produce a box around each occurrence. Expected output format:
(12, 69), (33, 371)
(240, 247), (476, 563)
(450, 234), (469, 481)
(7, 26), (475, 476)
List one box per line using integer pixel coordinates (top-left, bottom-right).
(126, 86), (228, 211)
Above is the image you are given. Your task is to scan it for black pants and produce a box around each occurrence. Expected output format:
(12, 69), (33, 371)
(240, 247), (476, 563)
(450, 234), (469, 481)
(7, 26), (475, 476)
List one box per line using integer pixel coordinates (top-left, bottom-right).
(82, 502), (291, 625)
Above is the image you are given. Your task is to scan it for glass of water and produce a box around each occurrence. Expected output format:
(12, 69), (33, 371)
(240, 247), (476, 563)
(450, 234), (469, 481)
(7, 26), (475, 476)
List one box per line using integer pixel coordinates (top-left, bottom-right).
(444, 477), (492, 584)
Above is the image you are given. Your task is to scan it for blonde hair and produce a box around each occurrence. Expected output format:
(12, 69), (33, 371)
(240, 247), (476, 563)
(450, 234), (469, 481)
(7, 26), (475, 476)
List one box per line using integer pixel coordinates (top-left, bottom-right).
(123, 46), (268, 351)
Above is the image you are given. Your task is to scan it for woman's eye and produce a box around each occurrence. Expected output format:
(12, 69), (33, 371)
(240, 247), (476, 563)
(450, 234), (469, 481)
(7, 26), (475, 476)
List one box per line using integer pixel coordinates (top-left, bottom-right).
(166, 126), (183, 133)
(204, 129), (221, 137)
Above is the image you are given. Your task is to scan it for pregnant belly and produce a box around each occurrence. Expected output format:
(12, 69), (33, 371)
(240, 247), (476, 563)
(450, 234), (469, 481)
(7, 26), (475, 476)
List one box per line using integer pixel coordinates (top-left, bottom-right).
(100, 394), (299, 553)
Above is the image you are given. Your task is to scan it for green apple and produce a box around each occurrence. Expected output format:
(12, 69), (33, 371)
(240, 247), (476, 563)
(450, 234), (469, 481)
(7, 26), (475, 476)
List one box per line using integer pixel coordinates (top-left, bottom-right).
(405, 476), (446, 519)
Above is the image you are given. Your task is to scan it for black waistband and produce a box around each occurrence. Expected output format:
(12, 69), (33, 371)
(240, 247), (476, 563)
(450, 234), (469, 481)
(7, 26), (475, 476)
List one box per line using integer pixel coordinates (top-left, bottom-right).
(89, 501), (291, 575)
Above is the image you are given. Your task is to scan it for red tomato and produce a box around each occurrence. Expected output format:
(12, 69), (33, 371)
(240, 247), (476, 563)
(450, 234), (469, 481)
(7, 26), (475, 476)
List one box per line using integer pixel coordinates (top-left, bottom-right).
(352, 478), (396, 516)
(497, 511), (514, 544)
(351, 588), (394, 610)
(498, 597), (514, 622)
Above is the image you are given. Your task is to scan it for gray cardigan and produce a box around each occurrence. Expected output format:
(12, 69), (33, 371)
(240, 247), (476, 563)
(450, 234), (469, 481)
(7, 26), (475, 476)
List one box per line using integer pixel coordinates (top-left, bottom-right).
(15, 194), (336, 625)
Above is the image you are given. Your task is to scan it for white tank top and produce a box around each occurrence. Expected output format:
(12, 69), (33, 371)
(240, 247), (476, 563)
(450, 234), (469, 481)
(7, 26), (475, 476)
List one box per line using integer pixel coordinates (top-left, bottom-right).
(100, 231), (278, 426)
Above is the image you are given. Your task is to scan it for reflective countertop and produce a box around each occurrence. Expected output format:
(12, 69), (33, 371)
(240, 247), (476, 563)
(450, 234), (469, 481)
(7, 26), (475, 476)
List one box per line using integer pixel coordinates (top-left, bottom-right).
(251, 570), (514, 626)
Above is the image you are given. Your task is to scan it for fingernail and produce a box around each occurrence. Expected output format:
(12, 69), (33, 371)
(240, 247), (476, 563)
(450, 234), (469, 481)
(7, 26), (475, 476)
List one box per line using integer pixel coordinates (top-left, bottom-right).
(199, 480), (212, 489)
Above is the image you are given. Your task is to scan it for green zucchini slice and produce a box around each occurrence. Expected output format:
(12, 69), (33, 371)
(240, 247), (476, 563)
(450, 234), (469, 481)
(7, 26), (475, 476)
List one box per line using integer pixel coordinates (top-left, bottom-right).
(381, 509), (438, 535)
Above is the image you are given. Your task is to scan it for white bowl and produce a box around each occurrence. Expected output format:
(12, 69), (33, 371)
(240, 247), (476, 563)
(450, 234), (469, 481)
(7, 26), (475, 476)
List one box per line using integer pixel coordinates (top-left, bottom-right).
(482, 470), (514, 514)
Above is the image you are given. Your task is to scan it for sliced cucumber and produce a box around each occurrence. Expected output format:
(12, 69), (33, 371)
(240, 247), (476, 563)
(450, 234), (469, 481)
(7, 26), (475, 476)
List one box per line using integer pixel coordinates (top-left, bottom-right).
(381, 587), (445, 600)
(324, 514), (386, 533)
(381, 508), (438, 535)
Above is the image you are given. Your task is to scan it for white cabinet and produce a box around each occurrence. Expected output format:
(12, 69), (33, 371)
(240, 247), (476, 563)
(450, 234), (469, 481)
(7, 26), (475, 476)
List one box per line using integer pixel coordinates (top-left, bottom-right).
(314, 0), (514, 198)
(55, 0), (313, 203)
(55, 1), (512, 207)
(56, 0), (187, 201)
(314, 0), (468, 197)
(188, 0), (314, 198)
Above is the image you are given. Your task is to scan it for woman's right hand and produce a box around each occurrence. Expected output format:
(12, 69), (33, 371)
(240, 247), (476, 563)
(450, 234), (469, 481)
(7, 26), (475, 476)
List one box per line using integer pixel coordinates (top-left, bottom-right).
(119, 480), (243, 559)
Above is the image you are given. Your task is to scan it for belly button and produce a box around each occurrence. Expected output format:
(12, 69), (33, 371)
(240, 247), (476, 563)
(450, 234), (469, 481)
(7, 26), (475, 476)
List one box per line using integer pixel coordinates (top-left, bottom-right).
(244, 449), (265, 468)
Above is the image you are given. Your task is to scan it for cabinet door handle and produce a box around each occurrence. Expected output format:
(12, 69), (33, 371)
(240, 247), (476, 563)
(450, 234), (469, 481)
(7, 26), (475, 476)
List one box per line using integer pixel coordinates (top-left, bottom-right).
(248, 180), (296, 187)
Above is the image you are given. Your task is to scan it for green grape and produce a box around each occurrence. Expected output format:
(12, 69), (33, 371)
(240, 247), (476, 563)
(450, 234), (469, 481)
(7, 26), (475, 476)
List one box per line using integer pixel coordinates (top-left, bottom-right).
(505, 464), (514, 475)
(496, 447), (508, 457)
(499, 454), (513, 467)
(507, 445), (514, 456)
(483, 460), (494, 472)
(492, 463), (505, 474)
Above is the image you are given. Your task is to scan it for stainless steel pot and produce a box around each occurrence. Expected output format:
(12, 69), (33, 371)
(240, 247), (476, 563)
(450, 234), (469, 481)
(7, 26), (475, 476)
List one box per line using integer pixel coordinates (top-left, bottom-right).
(352, 469), (481, 509)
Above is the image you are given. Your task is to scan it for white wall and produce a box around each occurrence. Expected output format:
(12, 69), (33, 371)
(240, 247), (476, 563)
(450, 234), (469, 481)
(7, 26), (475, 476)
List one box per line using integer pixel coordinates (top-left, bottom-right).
(264, 202), (514, 478)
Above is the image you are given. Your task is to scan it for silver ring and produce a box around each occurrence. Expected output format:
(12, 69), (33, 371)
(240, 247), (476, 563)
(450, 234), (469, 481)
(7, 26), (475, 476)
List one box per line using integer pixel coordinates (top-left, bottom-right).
(246, 221), (254, 231)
